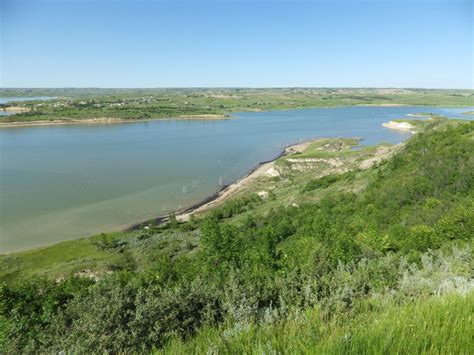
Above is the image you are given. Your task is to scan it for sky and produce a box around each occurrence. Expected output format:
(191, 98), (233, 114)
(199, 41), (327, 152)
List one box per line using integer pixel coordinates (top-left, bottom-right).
(1, 0), (473, 88)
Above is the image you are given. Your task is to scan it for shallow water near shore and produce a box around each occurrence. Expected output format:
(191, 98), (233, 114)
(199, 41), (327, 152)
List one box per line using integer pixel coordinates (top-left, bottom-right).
(1, 106), (472, 252)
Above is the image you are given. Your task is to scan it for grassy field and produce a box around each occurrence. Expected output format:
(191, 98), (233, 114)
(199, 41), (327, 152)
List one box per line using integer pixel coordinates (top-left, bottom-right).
(1, 88), (473, 124)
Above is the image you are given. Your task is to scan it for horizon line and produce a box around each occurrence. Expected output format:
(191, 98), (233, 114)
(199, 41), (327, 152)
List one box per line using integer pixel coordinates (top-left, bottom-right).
(1, 86), (473, 90)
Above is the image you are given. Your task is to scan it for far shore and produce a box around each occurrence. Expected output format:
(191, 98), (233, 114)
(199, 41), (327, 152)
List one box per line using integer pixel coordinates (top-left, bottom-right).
(175, 114), (230, 120)
(0, 104), (408, 128)
(1, 106), (31, 112)
(0, 114), (230, 128)
(356, 103), (408, 107)
(2, 101), (473, 128)
(2, 101), (461, 129)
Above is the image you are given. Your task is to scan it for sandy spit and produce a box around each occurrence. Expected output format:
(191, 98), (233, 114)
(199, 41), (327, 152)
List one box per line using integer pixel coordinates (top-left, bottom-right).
(125, 139), (315, 229)
(382, 120), (415, 133)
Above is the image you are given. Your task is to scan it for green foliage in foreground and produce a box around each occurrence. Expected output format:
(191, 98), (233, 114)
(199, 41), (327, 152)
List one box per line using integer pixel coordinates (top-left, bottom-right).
(0, 120), (473, 353)
(301, 170), (359, 193)
(164, 291), (474, 354)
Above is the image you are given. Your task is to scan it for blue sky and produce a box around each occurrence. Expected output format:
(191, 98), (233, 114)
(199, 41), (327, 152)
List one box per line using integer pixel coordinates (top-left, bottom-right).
(1, 0), (472, 88)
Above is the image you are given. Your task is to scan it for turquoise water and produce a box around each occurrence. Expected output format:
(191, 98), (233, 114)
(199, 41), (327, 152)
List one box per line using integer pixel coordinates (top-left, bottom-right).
(0, 106), (472, 252)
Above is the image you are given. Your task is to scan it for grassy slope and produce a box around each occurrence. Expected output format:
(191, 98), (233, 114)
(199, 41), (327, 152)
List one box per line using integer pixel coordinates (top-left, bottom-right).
(0, 238), (115, 283)
(0, 136), (389, 283)
(0, 229), (199, 283)
(1, 88), (473, 123)
(163, 292), (473, 354)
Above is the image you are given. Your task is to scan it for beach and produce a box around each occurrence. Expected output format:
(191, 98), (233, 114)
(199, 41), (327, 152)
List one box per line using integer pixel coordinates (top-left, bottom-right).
(126, 139), (312, 229)
(382, 120), (415, 133)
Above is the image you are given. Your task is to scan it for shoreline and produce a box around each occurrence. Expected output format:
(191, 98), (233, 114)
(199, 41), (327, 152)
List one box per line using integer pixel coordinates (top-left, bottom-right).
(382, 120), (416, 134)
(1, 106), (31, 113)
(1, 102), (463, 128)
(0, 138), (314, 255)
(0, 114), (230, 128)
(125, 139), (313, 231)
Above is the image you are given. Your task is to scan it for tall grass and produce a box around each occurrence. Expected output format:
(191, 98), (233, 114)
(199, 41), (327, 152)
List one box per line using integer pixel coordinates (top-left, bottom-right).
(162, 292), (473, 354)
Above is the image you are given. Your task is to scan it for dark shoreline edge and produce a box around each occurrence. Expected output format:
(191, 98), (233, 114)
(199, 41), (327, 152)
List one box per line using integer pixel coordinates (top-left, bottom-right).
(124, 138), (320, 231)
(0, 135), (362, 255)
(0, 144), (294, 256)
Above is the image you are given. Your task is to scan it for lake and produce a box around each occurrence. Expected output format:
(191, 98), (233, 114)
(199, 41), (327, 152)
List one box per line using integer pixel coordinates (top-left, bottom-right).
(0, 106), (472, 252)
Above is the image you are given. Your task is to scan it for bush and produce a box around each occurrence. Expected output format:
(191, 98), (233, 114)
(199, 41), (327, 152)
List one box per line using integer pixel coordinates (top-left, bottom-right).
(301, 170), (357, 193)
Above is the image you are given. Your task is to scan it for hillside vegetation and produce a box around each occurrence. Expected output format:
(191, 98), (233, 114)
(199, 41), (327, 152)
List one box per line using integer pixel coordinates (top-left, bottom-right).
(1, 118), (473, 353)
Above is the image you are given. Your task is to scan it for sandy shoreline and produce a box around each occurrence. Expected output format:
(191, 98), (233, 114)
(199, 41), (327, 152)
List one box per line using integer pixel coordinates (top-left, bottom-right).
(1, 106), (31, 113)
(357, 103), (408, 107)
(0, 139), (312, 255)
(175, 114), (230, 120)
(125, 139), (312, 230)
(382, 120), (415, 133)
(0, 115), (230, 128)
(0, 117), (139, 128)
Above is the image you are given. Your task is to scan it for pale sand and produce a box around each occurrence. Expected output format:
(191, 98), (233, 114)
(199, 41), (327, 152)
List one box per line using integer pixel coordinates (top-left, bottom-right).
(2, 106), (31, 112)
(176, 161), (274, 222)
(175, 114), (229, 120)
(357, 104), (408, 107)
(407, 113), (429, 117)
(175, 137), (398, 222)
(0, 117), (138, 128)
(382, 120), (415, 133)
(0, 115), (230, 128)
(175, 140), (312, 222)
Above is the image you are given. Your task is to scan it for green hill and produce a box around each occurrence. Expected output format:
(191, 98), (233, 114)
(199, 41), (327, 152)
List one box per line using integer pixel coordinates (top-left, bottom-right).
(1, 117), (473, 353)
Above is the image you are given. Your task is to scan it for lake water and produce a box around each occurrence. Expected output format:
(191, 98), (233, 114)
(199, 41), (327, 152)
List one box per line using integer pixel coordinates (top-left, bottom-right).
(0, 106), (472, 252)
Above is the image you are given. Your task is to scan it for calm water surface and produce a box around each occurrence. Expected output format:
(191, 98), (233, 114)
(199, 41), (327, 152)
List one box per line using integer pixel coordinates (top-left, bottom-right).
(1, 106), (472, 252)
